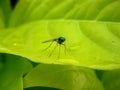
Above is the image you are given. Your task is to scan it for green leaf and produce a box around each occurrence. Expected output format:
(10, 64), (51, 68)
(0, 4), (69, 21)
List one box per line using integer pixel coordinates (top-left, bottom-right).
(0, 54), (33, 90)
(9, 0), (120, 27)
(0, 54), (4, 71)
(24, 87), (60, 90)
(24, 64), (104, 90)
(0, 8), (5, 29)
(0, 0), (11, 27)
(102, 69), (120, 90)
(1, 21), (120, 69)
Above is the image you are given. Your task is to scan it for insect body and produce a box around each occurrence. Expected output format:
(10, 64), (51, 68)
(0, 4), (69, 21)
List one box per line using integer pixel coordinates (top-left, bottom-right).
(57, 37), (66, 44)
(42, 37), (66, 44)
(42, 36), (66, 58)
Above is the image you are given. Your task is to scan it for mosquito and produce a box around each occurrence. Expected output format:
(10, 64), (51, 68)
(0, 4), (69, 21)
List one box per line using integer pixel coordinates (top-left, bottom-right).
(42, 36), (67, 59)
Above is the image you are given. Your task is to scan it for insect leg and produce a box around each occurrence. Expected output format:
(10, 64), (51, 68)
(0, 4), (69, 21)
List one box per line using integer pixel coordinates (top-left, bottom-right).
(42, 41), (54, 51)
(62, 44), (67, 55)
(58, 44), (61, 59)
(49, 43), (58, 57)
